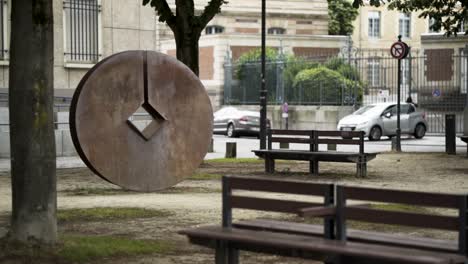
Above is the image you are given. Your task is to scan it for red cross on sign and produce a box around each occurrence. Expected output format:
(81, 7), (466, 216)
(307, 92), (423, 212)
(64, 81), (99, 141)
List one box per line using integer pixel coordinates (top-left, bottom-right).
(390, 41), (409, 59)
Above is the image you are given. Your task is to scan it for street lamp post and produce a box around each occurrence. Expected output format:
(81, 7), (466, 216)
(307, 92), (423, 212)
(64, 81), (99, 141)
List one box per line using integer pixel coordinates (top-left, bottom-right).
(259, 0), (267, 149)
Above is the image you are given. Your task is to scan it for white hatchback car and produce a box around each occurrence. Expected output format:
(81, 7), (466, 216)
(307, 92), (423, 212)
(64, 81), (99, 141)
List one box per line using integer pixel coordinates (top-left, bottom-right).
(337, 102), (427, 141)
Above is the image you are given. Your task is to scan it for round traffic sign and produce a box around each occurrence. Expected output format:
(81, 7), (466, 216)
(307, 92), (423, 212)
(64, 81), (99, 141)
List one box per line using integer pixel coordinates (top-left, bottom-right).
(390, 41), (409, 59)
(432, 89), (442, 97)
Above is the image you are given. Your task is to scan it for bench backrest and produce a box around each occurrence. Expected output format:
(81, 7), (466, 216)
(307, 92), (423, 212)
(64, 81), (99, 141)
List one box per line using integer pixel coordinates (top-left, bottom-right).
(316, 130), (365, 154)
(267, 129), (315, 151)
(222, 175), (335, 238)
(267, 129), (365, 154)
(336, 185), (468, 254)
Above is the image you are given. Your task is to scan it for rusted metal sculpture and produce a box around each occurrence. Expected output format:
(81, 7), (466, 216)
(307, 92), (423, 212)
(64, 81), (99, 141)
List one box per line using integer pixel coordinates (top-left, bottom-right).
(70, 51), (213, 192)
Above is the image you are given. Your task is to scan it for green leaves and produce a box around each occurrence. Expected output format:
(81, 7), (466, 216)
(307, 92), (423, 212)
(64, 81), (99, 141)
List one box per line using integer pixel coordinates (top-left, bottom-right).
(328, 0), (359, 35)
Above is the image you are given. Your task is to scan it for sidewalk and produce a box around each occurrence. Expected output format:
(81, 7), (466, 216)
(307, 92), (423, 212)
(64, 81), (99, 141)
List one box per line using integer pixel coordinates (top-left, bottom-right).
(0, 136), (466, 171)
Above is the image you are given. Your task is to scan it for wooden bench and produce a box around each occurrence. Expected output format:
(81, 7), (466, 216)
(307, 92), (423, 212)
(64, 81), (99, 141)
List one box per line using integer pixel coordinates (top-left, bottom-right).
(180, 176), (467, 264)
(180, 175), (335, 263)
(252, 129), (377, 177)
(328, 185), (468, 263)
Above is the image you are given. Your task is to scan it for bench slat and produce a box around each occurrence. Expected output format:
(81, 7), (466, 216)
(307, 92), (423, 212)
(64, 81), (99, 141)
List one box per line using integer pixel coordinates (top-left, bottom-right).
(253, 150), (377, 163)
(316, 130), (363, 137)
(270, 129), (312, 136)
(271, 137), (312, 144)
(181, 226), (466, 264)
(233, 219), (459, 253)
(317, 139), (361, 145)
(343, 186), (463, 208)
(228, 176), (332, 195)
(231, 195), (322, 214)
(298, 206), (336, 217)
(345, 207), (459, 231)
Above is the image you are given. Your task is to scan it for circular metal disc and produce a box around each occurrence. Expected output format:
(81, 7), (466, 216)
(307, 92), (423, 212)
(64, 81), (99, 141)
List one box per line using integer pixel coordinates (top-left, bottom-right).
(70, 51), (213, 192)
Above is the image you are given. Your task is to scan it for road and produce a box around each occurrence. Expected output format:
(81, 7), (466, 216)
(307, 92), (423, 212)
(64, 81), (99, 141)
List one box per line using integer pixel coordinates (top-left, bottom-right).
(0, 134), (466, 171)
(205, 134), (468, 159)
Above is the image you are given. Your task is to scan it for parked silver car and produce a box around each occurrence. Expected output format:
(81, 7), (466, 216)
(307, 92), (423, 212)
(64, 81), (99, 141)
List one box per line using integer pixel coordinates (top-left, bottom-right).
(213, 106), (270, 137)
(337, 102), (427, 141)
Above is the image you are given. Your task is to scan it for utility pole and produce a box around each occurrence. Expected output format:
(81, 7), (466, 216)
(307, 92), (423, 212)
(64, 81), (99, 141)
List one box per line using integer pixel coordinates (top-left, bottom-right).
(259, 0), (267, 149)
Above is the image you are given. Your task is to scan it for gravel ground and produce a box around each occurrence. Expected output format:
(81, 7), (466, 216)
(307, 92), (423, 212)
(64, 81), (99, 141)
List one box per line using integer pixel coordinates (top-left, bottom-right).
(0, 152), (467, 263)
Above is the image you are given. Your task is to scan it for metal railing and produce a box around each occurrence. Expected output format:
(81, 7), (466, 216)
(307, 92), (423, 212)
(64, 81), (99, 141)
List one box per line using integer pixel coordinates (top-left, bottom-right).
(63, 0), (101, 63)
(224, 56), (360, 106)
(0, 0), (8, 60)
(222, 47), (468, 134)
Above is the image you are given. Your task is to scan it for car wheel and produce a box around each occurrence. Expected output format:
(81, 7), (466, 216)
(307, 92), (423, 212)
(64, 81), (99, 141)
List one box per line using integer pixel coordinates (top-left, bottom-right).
(227, 123), (236, 138)
(414, 123), (426, 139)
(369, 126), (382, 141)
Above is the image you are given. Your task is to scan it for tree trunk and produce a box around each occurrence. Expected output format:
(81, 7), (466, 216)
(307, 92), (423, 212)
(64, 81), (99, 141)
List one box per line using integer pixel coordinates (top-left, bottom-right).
(8, 0), (57, 244)
(174, 0), (201, 76)
(174, 30), (200, 76)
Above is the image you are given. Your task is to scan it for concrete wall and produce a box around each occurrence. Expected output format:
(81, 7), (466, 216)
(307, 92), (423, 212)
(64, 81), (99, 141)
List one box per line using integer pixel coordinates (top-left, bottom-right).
(0, 130), (77, 158)
(0, 109), (77, 158)
(236, 105), (354, 130)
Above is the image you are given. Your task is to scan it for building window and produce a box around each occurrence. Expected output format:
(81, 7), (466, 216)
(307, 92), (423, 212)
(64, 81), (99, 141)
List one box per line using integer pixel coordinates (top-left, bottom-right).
(399, 13), (411, 38)
(0, 0), (7, 60)
(268, 27), (286, 35)
(64, 0), (101, 63)
(458, 19), (467, 33)
(428, 17), (440, 33)
(368, 11), (380, 38)
(367, 59), (380, 87)
(205, 25), (224, 35)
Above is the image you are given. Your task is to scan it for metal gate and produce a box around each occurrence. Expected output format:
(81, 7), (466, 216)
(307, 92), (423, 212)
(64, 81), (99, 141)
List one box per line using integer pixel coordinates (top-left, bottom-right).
(351, 47), (468, 134)
(222, 46), (468, 134)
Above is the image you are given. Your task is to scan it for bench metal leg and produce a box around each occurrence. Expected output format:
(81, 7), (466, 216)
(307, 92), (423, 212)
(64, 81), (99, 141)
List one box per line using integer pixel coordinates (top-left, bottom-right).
(356, 156), (367, 177)
(215, 242), (227, 264)
(228, 248), (239, 264)
(265, 157), (275, 173)
(310, 160), (319, 175)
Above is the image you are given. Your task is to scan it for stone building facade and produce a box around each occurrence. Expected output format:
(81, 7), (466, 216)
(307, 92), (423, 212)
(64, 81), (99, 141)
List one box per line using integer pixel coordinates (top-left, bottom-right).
(0, 0), (347, 110)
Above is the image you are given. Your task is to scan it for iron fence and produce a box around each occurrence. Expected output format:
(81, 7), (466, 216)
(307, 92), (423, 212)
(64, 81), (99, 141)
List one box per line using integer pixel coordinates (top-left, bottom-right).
(224, 56), (359, 106)
(223, 46), (468, 134)
(0, 0), (7, 60)
(63, 0), (101, 63)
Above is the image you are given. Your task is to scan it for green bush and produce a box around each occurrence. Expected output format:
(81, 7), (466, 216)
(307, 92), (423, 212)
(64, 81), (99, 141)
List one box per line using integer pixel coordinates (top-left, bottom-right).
(293, 66), (345, 104)
(235, 48), (279, 103)
(293, 66), (362, 104)
(283, 55), (319, 91)
(325, 57), (360, 81)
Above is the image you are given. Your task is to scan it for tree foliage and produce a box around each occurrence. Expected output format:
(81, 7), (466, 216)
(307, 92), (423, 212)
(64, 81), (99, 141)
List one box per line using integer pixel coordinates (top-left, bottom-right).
(351, 0), (467, 36)
(328, 0), (359, 35)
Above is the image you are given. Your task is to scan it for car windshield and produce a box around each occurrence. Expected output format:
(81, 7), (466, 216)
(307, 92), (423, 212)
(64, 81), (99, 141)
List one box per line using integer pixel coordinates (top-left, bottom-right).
(353, 105), (376, 115)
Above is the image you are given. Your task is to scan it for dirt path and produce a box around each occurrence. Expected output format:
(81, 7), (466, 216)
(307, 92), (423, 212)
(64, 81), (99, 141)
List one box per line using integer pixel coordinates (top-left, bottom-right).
(1, 152), (468, 263)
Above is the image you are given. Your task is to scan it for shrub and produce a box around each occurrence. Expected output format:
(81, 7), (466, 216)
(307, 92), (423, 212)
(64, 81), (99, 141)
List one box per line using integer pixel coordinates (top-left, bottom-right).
(283, 55), (319, 91)
(293, 66), (361, 104)
(235, 48), (279, 103)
